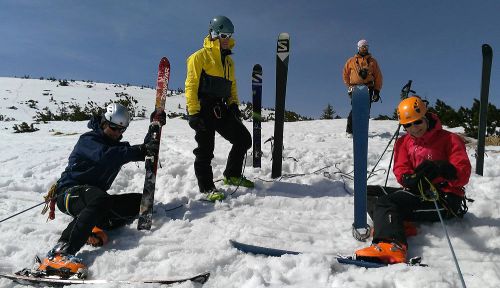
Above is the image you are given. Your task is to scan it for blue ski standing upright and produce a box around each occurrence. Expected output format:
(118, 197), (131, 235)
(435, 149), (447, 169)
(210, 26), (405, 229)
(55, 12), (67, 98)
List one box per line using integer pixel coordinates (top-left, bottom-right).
(351, 85), (371, 240)
(272, 33), (290, 179)
(252, 64), (263, 168)
(137, 57), (170, 230)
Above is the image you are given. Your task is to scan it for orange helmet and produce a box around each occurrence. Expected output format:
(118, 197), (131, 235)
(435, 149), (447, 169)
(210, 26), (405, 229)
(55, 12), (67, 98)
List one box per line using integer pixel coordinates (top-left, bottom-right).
(397, 96), (427, 124)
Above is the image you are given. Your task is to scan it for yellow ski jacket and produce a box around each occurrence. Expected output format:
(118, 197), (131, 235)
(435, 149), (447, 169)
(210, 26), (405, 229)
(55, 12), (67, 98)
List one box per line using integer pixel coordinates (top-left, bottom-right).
(185, 36), (239, 115)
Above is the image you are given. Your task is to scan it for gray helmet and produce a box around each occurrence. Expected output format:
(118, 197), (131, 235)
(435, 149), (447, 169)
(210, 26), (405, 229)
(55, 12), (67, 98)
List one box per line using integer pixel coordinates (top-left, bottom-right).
(104, 103), (130, 128)
(209, 15), (234, 34)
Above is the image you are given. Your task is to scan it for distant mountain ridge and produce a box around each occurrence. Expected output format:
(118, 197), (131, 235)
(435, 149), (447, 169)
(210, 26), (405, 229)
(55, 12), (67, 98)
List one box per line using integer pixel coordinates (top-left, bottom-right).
(0, 77), (311, 126)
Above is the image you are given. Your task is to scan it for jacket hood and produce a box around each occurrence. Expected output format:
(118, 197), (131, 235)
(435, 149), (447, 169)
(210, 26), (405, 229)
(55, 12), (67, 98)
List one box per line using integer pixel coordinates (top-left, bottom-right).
(88, 115), (104, 132)
(87, 115), (122, 141)
(203, 35), (235, 50)
(413, 113), (442, 144)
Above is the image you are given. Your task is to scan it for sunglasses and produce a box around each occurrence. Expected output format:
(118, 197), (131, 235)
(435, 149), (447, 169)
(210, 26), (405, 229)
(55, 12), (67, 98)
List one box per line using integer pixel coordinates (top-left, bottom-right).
(108, 123), (127, 133)
(218, 32), (232, 39)
(402, 119), (424, 128)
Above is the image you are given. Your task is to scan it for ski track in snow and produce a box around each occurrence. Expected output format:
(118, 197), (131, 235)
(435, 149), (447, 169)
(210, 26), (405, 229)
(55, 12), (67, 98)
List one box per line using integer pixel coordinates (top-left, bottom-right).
(0, 78), (499, 287)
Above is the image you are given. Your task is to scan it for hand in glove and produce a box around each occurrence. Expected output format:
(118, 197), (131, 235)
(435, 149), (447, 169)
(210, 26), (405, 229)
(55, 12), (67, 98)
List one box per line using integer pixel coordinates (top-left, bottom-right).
(150, 110), (167, 126)
(347, 86), (354, 97)
(371, 89), (381, 102)
(402, 173), (433, 196)
(142, 139), (160, 157)
(229, 104), (241, 119)
(401, 173), (423, 190)
(188, 114), (207, 132)
(414, 160), (440, 181)
(433, 160), (458, 180)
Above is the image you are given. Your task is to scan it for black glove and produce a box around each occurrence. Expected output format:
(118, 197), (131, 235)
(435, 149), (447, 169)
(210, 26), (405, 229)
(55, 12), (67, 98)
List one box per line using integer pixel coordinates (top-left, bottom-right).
(433, 160), (458, 180)
(414, 160), (440, 181)
(371, 89), (380, 102)
(402, 173), (434, 196)
(401, 173), (423, 190)
(188, 114), (207, 132)
(142, 139), (160, 157)
(150, 110), (167, 126)
(229, 104), (241, 119)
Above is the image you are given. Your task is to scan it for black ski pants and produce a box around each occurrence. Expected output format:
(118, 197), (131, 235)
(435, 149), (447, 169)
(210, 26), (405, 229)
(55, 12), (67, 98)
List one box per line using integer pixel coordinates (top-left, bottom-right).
(192, 105), (252, 192)
(56, 185), (141, 255)
(367, 185), (464, 246)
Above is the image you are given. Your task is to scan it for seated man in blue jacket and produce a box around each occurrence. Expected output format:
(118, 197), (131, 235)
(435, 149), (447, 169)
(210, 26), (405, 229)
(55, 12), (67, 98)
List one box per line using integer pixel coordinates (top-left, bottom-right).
(37, 103), (161, 278)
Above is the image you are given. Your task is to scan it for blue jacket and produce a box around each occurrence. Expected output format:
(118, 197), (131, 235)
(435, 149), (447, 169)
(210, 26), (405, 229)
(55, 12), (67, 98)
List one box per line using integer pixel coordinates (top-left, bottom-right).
(56, 115), (145, 194)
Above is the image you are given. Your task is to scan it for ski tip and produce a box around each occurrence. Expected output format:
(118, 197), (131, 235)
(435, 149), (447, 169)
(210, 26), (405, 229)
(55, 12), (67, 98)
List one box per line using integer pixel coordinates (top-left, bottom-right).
(192, 272), (211, 284)
(253, 64), (263, 71)
(278, 32), (290, 39)
(482, 43), (492, 50)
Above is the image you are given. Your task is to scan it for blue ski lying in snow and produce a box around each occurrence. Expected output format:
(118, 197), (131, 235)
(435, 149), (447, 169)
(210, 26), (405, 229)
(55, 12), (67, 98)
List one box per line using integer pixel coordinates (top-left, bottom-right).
(229, 240), (426, 268)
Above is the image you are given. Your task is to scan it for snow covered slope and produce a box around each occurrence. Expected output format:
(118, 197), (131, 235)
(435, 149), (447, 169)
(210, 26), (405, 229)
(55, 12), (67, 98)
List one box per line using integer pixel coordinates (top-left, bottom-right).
(0, 78), (499, 288)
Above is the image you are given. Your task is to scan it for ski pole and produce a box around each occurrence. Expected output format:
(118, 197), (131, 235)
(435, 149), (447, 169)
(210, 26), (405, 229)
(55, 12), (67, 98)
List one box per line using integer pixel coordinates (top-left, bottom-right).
(384, 124), (401, 187)
(433, 199), (467, 288)
(368, 125), (401, 178)
(0, 201), (46, 224)
(382, 80), (414, 187)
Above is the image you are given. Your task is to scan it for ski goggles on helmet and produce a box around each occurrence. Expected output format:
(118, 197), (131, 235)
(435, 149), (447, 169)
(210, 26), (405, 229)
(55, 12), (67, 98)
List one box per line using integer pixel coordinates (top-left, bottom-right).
(107, 122), (127, 133)
(402, 119), (424, 128)
(211, 30), (232, 39)
(218, 32), (232, 39)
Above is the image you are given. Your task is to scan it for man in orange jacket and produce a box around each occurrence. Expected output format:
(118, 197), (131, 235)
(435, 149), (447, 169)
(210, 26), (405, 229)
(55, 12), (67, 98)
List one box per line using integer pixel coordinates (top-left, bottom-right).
(342, 39), (383, 135)
(356, 96), (471, 264)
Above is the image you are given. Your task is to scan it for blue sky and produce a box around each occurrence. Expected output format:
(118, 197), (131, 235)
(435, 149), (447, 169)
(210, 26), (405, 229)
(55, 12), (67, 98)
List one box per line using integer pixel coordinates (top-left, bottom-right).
(0, 0), (498, 118)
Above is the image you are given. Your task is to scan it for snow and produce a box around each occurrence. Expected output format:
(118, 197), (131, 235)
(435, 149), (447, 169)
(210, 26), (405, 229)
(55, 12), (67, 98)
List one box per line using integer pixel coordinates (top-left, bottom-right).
(1, 77), (499, 287)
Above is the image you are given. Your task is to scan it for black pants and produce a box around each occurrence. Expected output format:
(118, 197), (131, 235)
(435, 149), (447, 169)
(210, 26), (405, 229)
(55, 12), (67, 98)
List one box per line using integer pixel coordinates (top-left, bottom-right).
(193, 105), (252, 192)
(56, 185), (141, 255)
(346, 89), (373, 134)
(367, 185), (464, 246)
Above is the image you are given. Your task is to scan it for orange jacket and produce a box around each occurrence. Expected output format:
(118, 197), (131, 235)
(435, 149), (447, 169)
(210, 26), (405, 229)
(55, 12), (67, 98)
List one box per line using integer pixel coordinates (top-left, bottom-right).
(342, 53), (383, 91)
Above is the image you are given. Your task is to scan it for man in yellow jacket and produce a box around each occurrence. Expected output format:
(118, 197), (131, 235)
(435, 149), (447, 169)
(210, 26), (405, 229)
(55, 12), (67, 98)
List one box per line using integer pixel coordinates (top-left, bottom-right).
(342, 39), (383, 135)
(185, 15), (253, 202)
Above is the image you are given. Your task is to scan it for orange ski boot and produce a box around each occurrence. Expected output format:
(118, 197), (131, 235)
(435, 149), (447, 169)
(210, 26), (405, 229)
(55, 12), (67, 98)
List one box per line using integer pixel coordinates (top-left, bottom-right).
(37, 242), (88, 279)
(86, 227), (108, 247)
(355, 242), (407, 264)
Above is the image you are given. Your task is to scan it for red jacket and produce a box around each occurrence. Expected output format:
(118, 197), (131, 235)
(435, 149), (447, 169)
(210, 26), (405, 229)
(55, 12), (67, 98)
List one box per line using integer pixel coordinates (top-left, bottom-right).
(393, 113), (471, 196)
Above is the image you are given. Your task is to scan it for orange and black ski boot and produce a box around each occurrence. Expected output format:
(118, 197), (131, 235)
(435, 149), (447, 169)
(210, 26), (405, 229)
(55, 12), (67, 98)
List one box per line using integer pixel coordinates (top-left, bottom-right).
(355, 241), (407, 264)
(37, 242), (88, 279)
(86, 226), (108, 247)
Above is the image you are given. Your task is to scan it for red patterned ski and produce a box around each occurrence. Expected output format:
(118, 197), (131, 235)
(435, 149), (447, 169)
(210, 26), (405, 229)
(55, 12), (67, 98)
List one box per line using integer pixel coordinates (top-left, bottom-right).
(138, 57), (170, 230)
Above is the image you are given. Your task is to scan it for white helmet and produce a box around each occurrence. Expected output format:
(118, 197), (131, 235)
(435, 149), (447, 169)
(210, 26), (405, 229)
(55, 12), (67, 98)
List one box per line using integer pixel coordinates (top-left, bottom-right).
(357, 39), (369, 49)
(104, 103), (130, 128)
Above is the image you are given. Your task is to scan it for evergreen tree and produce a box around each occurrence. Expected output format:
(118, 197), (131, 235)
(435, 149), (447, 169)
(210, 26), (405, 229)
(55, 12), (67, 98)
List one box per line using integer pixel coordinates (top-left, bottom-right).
(320, 103), (335, 120)
(458, 99), (500, 138)
(433, 99), (461, 128)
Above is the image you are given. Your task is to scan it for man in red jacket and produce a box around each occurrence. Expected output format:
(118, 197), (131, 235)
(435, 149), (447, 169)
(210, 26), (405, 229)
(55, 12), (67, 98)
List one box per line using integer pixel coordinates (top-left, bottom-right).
(356, 96), (471, 264)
